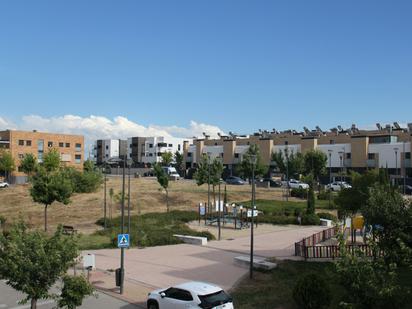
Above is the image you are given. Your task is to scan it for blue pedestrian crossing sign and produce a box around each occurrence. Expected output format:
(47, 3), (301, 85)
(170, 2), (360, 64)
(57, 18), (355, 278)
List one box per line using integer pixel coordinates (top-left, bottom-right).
(117, 234), (130, 248)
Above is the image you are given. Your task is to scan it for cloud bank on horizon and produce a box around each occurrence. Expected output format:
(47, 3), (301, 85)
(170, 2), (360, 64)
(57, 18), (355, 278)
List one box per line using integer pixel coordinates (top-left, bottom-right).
(0, 114), (225, 146)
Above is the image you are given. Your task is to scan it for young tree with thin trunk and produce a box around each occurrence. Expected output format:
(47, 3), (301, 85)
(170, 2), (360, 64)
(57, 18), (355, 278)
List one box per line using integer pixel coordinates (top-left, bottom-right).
(20, 153), (38, 179)
(161, 152), (173, 166)
(153, 163), (170, 212)
(237, 144), (268, 180)
(174, 151), (184, 176)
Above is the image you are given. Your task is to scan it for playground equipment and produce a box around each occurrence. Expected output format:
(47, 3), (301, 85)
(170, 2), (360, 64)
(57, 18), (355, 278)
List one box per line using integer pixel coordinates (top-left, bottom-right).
(198, 202), (258, 229)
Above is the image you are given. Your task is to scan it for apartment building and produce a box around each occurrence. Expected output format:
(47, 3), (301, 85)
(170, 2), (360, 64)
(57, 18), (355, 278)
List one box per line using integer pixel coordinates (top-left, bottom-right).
(0, 130), (84, 183)
(91, 139), (128, 164)
(184, 123), (412, 178)
(127, 136), (191, 165)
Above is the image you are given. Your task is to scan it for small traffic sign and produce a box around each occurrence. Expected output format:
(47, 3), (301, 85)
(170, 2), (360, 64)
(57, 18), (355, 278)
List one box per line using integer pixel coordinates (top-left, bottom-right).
(117, 234), (130, 248)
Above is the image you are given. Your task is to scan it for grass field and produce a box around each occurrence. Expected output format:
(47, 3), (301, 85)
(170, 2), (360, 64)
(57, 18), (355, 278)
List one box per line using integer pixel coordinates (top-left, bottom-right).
(0, 177), (304, 232)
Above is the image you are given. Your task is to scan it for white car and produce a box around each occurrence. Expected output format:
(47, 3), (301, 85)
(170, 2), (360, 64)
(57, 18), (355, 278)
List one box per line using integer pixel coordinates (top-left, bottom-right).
(147, 281), (233, 309)
(0, 182), (9, 188)
(287, 179), (309, 189)
(326, 181), (351, 192)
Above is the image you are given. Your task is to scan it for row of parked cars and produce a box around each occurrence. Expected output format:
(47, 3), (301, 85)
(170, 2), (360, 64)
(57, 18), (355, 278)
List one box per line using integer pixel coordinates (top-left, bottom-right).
(0, 181), (9, 188)
(224, 176), (354, 191)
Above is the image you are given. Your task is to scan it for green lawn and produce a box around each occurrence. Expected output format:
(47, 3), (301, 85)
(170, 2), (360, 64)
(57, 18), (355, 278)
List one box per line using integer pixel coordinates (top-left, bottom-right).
(78, 211), (214, 250)
(231, 260), (412, 309)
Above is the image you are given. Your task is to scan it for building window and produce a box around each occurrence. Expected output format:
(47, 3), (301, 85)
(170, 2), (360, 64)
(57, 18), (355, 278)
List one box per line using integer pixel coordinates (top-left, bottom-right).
(149, 144), (153, 148)
(149, 153), (153, 157)
(221, 153), (224, 157)
(168, 144), (173, 147)
(406, 152), (411, 159)
(18, 153), (24, 159)
(234, 153), (239, 158)
(18, 140), (24, 146)
(157, 152), (163, 156)
(59, 142), (64, 147)
(346, 153), (351, 159)
(65, 143), (70, 148)
(75, 143), (82, 152)
(26, 140), (32, 146)
(158, 142), (167, 147)
(75, 154), (81, 164)
(284, 141), (289, 145)
(368, 153), (375, 160)
(178, 144), (181, 151)
(330, 140), (335, 144)
(187, 152), (192, 157)
(48, 141), (53, 147)
(214, 143), (218, 146)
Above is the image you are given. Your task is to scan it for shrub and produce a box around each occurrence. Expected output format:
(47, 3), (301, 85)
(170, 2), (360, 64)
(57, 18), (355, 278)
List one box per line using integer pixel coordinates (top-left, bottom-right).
(317, 189), (330, 200)
(301, 213), (320, 225)
(307, 186), (315, 214)
(291, 188), (308, 199)
(293, 273), (331, 309)
(258, 215), (298, 225)
(0, 215), (6, 226)
(317, 212), (337, 221)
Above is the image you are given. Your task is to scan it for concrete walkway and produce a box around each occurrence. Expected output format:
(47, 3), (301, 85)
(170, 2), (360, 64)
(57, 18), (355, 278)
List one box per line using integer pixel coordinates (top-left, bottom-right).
(85, 224), (326, 307)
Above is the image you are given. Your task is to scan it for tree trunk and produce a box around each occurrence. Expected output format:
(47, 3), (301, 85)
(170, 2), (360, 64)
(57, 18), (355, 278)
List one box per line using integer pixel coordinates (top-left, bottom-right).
(166, 189), (169, 212)
(212, 185), (216, 213)
(44, 204), (48, 232)
(31, 298), (37, 309)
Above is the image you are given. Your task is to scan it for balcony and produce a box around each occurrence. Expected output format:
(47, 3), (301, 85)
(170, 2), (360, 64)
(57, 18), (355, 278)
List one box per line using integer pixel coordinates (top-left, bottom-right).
(366, 159), (376, 168)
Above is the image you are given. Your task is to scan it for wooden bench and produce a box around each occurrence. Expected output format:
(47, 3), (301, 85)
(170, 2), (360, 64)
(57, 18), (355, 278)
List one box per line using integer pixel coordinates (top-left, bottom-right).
(62, 225), (77, 235)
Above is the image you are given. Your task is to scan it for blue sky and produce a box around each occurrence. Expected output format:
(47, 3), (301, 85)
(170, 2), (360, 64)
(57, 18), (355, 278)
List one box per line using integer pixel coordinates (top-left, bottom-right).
(0, 0), (411, 136)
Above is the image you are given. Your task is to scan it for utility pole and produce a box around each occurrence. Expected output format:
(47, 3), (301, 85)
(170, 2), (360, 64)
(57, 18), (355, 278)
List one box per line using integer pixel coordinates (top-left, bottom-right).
(328, 150), (332, 209)
(207, 154), (211, 222)
(250, 154), (257, 279)
(103, 163), (107, 230)
(128, 162), (131, 234)
(403, 142), (406, 194)
(218, 179), (221, 241)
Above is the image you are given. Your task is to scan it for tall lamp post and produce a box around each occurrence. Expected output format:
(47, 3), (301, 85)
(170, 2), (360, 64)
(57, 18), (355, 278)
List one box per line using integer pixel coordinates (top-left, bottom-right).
(207, 153), (211, 222)
(285, 147), (289, 202)
(328, 150), (332, 208)
(119, 156), (126, 294)
(103, 162), (107, 230)
(403, 142), (406, 194)
(127, 159), (132, 234)
(394, 147), (399, 186)
(249, 154), (257, 279)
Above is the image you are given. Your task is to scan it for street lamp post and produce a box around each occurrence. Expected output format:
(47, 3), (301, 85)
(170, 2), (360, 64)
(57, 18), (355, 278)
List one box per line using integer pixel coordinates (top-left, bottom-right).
(328, 150), (332, 208)
(250, 154), (257, 279)
(394, 147), (399, 186)
(207, 153), (211, 222)
(103, 162), (107, 230)
(119, 156), (126, 294)
(403, 142), (406, 194)
(285, 147), (289, 202)
(218, 178), (221, 241)
(128, 161), (131, 234)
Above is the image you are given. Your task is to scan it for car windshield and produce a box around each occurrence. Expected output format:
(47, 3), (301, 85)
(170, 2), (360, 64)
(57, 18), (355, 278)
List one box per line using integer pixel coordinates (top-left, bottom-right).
(198, 290), (232, 308)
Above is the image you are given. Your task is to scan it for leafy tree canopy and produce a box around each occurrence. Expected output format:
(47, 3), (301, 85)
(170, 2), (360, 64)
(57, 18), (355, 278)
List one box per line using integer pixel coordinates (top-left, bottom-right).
(237, 144), (268, 179)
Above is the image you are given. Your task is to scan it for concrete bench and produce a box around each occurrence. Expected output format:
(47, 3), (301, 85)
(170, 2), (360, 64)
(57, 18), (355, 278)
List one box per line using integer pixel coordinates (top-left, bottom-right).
(320, 219), (333, 227)
(173, 234), (207, 246)
(234, 255), (277, 271)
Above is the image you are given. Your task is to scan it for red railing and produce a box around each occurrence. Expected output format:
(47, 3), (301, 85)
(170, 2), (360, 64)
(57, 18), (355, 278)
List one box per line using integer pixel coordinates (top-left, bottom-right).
(294, 228), (381, 259)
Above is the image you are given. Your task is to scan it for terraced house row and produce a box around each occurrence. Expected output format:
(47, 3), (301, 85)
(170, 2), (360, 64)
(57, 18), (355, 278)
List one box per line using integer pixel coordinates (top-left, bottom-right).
(0, 130), (84, 183)
(183, 123), (412, 178)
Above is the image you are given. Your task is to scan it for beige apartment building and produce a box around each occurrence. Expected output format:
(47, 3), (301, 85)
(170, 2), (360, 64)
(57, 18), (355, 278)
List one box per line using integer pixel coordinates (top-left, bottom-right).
(184, 123), (412, 179)
(0, 130), (84, 183)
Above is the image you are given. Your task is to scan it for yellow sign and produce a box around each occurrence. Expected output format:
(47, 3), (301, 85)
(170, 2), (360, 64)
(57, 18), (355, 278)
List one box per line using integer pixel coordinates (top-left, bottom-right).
(352, 216), (364, 229)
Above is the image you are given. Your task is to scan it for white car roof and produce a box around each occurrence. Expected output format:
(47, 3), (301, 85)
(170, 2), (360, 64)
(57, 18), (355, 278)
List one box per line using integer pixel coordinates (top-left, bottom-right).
(174, 281), (222, 295)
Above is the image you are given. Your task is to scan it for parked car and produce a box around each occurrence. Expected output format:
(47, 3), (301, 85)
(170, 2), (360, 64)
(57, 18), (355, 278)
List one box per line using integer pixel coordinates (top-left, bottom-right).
(225, 176), (246, 185)
(287, 179), (309, 189)
(147, 281), (233, 309)
(326, 181), (352, 192)
(260, 178), (282, 188)
(162, 166), (180, 180)
(399, 185), (412, 195)
(0, 181), (9, 188)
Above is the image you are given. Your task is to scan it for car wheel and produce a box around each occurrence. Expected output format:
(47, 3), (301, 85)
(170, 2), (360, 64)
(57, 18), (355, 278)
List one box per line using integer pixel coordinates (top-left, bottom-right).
(147, 300), (159, 309)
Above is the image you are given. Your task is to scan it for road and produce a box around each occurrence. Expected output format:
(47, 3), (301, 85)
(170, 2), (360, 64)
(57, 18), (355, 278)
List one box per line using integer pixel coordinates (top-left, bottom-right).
(0, 280), (137, 309)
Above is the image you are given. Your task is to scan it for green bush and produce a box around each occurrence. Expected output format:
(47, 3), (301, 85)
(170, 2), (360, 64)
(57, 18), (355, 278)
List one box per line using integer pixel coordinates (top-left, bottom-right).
(293, 273), (331, 309)
(301, 213), (320, 225)
(291, 188), (308, 199)
(307, 186), (315, 214)
(0, 215), (6, 226)
(259, 215), (298, 225)
(317, 189), (330, 201)
(317, 212), (337, 221)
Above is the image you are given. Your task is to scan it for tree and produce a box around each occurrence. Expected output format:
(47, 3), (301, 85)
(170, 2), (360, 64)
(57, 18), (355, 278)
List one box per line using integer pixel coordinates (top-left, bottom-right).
(174, 151), (184, 176)
(271, 149), (304, 180)
(83, 159), (95, 172)
(237, 144), (268, 179)
(153, 163), (170, 212)
(57, 275), (94, 309)
(161, 152), (173, 166)
(0, 223), (91, 309)
(362, 184), (412, 265)
(193, 154), (209, 186)
(194, 155), (223, 205)
(42, 149), (61, 172)
(292, 273), (331, 309)
(30, 167), (73, 231)
(0, 150), (15, 182)
(20, 153), (38, 178)
(307, 185), (316, 214)
(303, 150), (327, 189)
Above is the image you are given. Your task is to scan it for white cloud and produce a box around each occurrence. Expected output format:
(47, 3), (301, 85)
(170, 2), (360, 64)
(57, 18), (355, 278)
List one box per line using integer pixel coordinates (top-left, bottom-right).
(0, 114), (225, 153)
